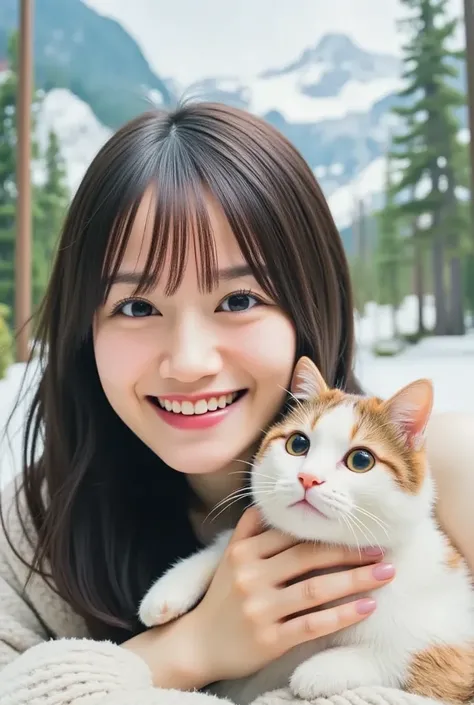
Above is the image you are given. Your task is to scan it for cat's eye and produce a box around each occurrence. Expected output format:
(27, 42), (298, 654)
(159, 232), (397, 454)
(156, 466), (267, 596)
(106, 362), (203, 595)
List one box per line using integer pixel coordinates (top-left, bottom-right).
(285, 433), (310, 456)
(345, 448), (375, 473)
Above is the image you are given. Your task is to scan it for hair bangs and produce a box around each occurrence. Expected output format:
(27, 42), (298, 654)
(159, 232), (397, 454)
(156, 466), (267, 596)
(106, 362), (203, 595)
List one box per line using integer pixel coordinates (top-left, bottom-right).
(101, 149), (275, 304)
(101, 155), (225, 302)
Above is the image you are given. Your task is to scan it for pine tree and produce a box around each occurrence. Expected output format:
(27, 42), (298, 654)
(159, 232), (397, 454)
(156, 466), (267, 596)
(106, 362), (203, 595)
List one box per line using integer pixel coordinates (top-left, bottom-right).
(34, 129), (69, 305)
(349, 199), (376, 316)
(391, 0), (467, 335)
(375, 156), (407, 337)
(0, 33), (19, 316)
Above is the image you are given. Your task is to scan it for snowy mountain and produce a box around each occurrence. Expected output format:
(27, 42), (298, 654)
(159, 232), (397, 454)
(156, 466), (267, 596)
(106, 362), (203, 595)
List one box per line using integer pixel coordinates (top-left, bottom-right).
(183, 33), (403, 124)
(0, 0), (170, 128)
(40, 32), (408, 234)
(30, 33), (403, 220)
(1, 0), (467, 249)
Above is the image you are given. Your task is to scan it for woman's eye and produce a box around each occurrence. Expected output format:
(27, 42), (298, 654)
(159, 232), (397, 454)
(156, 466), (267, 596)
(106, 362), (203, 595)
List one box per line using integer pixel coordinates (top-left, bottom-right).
(116, 300), (159, 318)
(218, 292), (261, 313)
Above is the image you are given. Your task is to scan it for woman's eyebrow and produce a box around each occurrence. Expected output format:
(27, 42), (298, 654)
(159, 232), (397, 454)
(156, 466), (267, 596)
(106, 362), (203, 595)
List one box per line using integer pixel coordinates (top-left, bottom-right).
(217, 264), (254, 281)
(109, 264), (256, 287)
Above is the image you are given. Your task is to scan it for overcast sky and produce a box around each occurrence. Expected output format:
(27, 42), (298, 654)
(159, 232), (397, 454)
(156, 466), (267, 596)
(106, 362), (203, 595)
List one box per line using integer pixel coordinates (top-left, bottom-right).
(84, 0), (465, 84)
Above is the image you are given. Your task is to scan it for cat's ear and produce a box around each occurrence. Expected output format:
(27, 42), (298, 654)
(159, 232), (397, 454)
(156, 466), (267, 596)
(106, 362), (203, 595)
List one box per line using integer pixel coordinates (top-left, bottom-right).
(383, 379), (434, 449)
(290, 357), (328, 400)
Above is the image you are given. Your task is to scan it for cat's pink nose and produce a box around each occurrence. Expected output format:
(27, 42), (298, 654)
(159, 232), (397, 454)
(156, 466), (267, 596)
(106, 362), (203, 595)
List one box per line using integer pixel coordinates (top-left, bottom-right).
(298, 472), (325, 490)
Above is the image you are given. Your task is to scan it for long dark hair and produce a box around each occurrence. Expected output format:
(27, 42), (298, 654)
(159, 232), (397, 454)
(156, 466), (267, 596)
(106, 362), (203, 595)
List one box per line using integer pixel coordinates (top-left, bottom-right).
(3, 102), (360, 643)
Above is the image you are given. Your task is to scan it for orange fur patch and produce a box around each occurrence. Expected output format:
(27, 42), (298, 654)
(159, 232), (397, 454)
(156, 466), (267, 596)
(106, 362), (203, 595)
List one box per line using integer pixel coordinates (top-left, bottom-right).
(405, 644), (474, 703)
(352, 396), (426, 494)
(254, 426), (287, 463)
(254, 392), (345, 463)
(292, 389), (347, 430)
(257, 388), (426, 495)
(444, 534), (464, 570)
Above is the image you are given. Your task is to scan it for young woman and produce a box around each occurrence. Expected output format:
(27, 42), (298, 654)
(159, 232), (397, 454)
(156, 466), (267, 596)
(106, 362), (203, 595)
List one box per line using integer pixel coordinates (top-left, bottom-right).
(0, 102), (472, 705)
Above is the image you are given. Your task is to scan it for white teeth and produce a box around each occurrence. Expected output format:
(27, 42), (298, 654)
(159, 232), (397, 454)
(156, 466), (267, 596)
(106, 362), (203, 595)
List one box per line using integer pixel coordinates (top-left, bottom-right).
(194, 399), (208, 415)
(181, 401), (194, 415)
(156, 392), (239, 415)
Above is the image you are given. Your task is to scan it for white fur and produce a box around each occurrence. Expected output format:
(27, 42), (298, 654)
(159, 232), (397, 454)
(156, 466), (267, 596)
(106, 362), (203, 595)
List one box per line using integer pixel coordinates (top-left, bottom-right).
(139, 530), (231, 626)
(139, 398), (473, 705)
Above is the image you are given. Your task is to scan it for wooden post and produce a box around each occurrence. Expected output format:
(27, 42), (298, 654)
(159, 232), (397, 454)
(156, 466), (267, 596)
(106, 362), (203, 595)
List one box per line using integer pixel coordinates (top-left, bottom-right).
(15, 0), (33, 362)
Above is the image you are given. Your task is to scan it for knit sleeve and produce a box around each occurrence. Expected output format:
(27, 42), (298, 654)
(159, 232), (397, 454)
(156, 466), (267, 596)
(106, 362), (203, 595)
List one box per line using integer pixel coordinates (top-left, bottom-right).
(0, 482), (231, 705)
(0, 636), (230, 705)
(251, 686), (456, 705)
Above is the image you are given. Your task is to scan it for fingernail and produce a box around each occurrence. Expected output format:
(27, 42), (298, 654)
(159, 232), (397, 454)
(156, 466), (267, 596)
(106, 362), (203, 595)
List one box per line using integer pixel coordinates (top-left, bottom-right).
(372, 563), (395, 581)
(356, 598), (376, 615)
(363, 546), (384, 556)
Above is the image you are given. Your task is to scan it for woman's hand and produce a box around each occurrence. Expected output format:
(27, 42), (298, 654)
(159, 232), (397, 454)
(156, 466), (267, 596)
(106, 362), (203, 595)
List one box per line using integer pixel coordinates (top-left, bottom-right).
(124, 507), (394, 690)
(191, 507), (393, 685)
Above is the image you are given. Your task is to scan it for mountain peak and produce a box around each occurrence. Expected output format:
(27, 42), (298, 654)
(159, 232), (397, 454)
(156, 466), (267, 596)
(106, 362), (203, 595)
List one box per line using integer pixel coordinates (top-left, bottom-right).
(314, 32), (360, 58)
(261, 32), (400, 86)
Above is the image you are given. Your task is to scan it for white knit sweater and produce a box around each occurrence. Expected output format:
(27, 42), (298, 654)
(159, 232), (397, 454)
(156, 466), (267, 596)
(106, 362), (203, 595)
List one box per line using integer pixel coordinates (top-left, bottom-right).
(0, 482), (457, 705)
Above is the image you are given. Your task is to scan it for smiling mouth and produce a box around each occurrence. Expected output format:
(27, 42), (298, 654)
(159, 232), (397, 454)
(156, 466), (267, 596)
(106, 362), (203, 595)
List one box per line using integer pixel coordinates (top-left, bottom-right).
(148, 390), (247, 416)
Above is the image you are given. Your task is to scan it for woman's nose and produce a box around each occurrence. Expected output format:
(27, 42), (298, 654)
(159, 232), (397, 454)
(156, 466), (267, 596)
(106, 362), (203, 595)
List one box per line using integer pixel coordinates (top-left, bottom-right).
(159, 316), (223, 383)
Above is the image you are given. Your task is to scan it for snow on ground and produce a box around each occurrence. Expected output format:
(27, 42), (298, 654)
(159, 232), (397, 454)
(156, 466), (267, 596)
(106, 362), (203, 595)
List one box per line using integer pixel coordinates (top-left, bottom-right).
(1, 297), (472, 488)
(355, 340), (474, 411)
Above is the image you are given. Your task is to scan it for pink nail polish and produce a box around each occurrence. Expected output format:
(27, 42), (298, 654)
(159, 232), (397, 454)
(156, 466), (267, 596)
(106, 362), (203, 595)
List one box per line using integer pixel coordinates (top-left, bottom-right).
(363, 546), (384, 556)
(372, 563), (395, 581)
(356, 598), (376, 615)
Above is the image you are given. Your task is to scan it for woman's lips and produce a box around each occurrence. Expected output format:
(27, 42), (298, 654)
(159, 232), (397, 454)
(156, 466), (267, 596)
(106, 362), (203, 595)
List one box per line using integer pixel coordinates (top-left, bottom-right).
(148, 390), (247, 430)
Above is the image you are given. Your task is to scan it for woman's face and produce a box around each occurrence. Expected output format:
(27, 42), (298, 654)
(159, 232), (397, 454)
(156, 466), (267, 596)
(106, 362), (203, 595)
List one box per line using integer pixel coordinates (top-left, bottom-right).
(94, 191), (296, 477)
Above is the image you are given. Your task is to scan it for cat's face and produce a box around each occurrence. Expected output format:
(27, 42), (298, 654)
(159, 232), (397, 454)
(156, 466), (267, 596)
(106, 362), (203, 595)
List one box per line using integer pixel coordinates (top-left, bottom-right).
(251, 357), (435, 550)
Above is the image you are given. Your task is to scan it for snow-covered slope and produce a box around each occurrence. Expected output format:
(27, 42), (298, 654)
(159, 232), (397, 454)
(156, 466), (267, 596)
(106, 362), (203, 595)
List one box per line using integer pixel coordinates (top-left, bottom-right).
(35, 89), (113, 194)
(183, 33), (403, 124)
(248, 74), (402, 123)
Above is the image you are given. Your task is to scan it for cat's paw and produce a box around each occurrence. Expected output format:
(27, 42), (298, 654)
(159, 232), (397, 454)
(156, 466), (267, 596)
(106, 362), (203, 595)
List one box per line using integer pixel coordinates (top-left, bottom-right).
(290, 648), (383, 700)
(290, 665), (351, 699)
(138, 580), (197, 627)
(290, 659), (345, 700)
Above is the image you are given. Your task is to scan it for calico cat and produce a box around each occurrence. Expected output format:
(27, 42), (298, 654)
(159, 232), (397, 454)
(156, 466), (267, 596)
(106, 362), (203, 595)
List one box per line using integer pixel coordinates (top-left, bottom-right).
(139, 357), (474, 705)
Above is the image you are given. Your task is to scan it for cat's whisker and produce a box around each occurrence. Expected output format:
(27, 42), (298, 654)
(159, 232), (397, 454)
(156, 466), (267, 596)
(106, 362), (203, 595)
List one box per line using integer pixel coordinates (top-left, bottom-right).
(206, 490), (255, 518)
(207, 487), (275, 521)
(229, 471), (278, 483)
(230, 460), (254, 469)
(209, 497), (258, 524)
(277, 386), (310, 427)
(352, 506), (388, 529)
(346, 514), (374, 550)
(209, 486), (260, 509)
(278, 384), (306, 414)
(341, 514), (363, 560)
(348, 512), (383, 553)
(205, 494), (256, 523)
(208, 483), (282, 523)
(352, 506), (389, 538)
